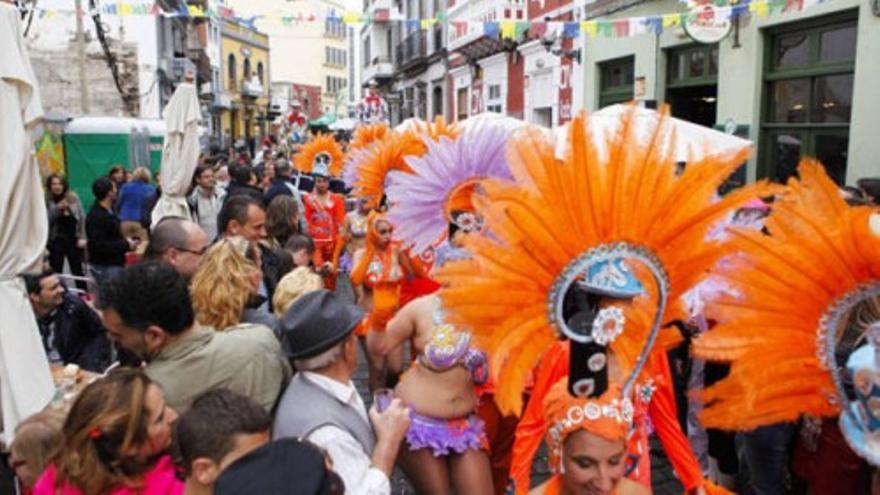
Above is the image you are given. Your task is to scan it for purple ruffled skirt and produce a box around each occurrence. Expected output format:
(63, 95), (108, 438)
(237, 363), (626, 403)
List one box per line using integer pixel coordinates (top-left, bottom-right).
(405, 411), (487, 457)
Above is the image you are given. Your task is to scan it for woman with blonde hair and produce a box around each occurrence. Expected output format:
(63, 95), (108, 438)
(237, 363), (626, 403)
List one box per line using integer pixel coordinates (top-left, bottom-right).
(9, 410), (65, 494)
(33, 369), (182, 495)
(191, 236), (278, 333)
(117, 166), (155, 242)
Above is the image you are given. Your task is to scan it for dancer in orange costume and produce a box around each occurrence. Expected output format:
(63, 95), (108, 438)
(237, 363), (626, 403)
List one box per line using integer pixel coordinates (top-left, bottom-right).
(693, 161), (880, 492)
(511, 341), (724, 494)
(531, 380), (648, 495)
(351, 212), (416, 391)
(295, 134), (346, 289)
(435, 106), (771, 493)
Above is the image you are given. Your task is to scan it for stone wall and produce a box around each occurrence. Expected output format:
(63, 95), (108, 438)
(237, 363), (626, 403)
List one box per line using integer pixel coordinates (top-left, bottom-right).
(28, 35), (140, 118)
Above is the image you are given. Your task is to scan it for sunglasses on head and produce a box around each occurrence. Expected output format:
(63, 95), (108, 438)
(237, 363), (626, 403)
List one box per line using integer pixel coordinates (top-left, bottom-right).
(376, 228), (393, 235)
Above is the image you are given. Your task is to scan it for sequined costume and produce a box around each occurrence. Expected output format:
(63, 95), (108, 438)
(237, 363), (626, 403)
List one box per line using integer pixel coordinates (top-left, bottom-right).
(351, 213), (407, 335)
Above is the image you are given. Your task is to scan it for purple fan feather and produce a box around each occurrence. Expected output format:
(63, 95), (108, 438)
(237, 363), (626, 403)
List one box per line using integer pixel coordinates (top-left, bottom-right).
(386, 122), (514, 255)
(342, 146), (373, 187)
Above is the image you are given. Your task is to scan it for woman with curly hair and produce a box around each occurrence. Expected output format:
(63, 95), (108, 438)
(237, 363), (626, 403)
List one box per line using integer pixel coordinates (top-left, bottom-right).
(190, 236), (278, 334)
(33, 369), (182, 495)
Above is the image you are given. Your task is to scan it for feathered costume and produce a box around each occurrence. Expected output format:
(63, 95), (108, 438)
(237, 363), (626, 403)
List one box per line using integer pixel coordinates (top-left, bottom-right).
(349, 117), (459, 209)
(693, 160), (880, 432)
(343, 123), (390, 186)
(437, 106), (766, 415)
(386, 122), (514, 256)
(437, 106), (767, 494)
(294, 133), (345, 177)
(351, 212), (411, 334)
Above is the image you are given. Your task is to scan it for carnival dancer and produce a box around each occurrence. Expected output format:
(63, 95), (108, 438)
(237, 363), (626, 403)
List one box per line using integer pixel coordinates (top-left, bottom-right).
(333, 197), (373, 303)
(531, 380), (648, 495)
(356, 81), (390, 125)
(436, 106), (769, 494)
(351, 212), (417, 391)
(295, 134), (346, 289)
(693, 161), (880, 494)
(366, 123), (516, 493)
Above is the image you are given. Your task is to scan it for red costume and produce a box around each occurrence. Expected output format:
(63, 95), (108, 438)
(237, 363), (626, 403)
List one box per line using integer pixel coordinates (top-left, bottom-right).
(303, 192), (345, 289)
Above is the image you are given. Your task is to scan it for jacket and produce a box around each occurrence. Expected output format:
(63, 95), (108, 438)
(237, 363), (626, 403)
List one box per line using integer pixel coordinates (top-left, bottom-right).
(46, 193), (86, 244)
(37, 292), (112, 372)
(145, 324), (292, 412)
(85, 204), (128, 266)
(33, 455), (183, 495)
(225, 181), (264, 203)
(117, 181), (156, 222)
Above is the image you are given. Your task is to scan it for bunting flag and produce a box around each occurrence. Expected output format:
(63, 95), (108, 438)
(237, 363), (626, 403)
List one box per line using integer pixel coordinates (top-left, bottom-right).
(24, 0), (833, 42)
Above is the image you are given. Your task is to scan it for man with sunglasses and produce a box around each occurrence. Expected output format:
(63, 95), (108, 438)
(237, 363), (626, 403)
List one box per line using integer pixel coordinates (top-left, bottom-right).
(143, 217), (210, 281)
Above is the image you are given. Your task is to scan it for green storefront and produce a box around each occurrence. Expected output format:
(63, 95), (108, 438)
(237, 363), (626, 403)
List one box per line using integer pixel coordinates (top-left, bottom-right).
(63, 117), (165, 208)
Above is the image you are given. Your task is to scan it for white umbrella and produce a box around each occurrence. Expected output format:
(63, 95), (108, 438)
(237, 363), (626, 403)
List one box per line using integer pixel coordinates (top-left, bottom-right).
(151, 82), (201, 227)
(329, 117), (357, 132)
(554, 104), (753, 161)
(0, 3), (56, 445)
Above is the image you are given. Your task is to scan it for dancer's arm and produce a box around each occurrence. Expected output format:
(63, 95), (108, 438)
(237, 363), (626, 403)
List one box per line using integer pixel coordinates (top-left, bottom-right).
(378, 298), (418, 356)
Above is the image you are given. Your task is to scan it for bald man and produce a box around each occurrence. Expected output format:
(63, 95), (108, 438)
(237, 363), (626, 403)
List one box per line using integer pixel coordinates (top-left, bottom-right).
(143, 218), (210, 280)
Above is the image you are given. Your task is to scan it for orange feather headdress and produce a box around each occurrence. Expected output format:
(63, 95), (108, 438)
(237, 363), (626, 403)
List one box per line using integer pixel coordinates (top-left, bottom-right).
(436, 106), (773, 415)
(294, 134), (344, 177)
(693, 160), (880, 430)
(350, 123), (390, 150)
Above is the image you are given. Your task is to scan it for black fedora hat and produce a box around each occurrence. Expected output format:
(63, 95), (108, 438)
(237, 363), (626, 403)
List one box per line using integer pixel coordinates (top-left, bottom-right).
(280, 289), (364, 359)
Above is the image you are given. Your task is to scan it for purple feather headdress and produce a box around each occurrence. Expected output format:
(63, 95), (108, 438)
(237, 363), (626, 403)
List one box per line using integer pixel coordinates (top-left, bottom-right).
(342, 146), (373, 187)
(386, 122), (514, 255)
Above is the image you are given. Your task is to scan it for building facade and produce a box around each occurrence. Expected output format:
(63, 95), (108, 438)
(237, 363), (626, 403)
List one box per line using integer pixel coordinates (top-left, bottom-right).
(227, 0), (351, 116)
(219, 19), (270, 147)
(577, 0), (879, 186)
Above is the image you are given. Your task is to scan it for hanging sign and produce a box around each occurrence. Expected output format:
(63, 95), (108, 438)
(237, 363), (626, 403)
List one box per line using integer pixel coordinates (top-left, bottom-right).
(684, 3), (732, 44)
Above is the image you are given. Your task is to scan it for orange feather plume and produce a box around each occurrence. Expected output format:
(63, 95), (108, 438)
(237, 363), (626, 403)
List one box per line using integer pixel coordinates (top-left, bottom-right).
(406, 115), (460, 142)
(294, 134), (345, 176)
(350, 123), (390, 150)
(693, 159), (880, 430)
(350, 131), (425, 207)
(436, 105), (774, 416)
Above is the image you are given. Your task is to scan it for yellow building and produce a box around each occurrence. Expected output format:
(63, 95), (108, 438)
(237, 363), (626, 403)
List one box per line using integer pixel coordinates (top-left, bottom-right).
(220, 19), (270, 146)
(227, 0), (350, 116)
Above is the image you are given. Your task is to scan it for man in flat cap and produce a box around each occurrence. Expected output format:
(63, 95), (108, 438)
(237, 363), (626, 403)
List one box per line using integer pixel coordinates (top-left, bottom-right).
(274, 290), (410, 495)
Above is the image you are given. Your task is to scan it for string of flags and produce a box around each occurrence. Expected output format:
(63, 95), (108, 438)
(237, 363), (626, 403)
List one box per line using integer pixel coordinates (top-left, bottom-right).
(26, 0), (831, 40)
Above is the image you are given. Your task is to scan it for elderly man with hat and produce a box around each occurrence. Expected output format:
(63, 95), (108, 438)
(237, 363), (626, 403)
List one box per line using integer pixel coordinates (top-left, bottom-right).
(274, 290), (411, 495)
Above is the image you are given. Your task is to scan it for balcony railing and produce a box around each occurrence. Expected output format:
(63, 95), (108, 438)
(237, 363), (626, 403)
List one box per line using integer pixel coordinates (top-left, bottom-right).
(395, 29), (427, 69)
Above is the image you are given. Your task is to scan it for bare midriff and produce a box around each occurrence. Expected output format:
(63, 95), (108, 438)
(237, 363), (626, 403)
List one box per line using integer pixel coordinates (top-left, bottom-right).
(395, 362), (478, 418)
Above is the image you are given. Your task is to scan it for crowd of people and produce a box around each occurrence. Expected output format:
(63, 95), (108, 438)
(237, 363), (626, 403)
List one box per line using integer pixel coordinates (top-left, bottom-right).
(7, 105), (880, 495)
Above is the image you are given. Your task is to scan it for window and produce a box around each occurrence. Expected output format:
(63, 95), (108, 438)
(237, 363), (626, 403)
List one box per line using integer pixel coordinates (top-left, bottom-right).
(667, 44), (718, 87)
(325, 76), (348, 94)
(488, 84), (501, 100)
(227, 54), (236, 88)
(243, 58), (251, 80)
(256, 62), (264, 85)
(325, 47), (347, 67)
(598, 57), (634, 108)
(760, 15), (856, 185)
(325, 19), (345, 38)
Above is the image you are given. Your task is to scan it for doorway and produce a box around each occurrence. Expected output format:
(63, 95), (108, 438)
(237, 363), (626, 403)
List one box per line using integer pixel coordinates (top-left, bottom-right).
(666, 85), (717, 127)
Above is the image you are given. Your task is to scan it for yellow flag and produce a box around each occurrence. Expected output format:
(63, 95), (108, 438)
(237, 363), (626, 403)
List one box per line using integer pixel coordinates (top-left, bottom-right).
(581, 20), (598, 38)
(188, 5), (205, 17)
(662, 13), (681, 27)
(120, 3), (133, 16)
(343, 12), (359, 24)
(500, 20), (515, 40)
(750, 1), (769, 17)
(421, 19), (436, 29)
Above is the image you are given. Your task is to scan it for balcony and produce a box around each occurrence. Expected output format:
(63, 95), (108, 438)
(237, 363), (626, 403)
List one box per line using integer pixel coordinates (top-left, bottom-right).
(363, 56), (395, 83)
(242, 79), (263, 98)
(395, 29), (427, 72)
(212, 92), (233, 110)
